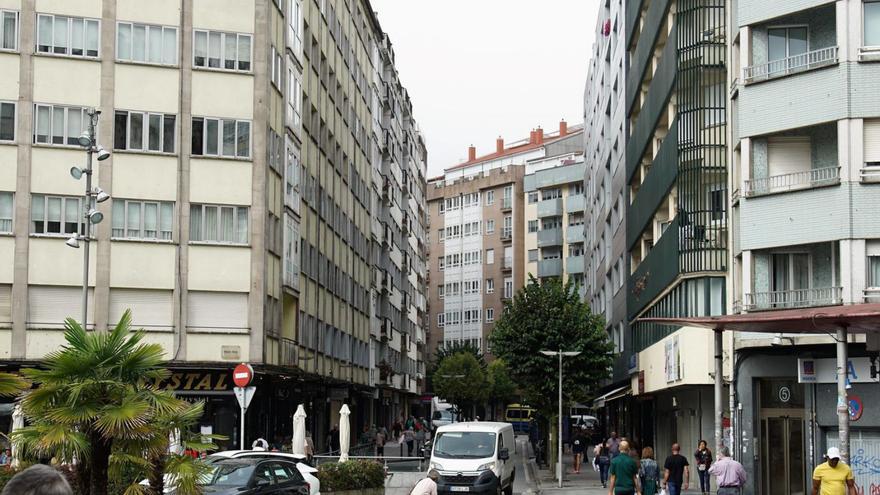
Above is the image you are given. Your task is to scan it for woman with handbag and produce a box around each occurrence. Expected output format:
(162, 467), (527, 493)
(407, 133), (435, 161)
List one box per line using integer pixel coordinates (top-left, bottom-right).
(694, 440), (713, 495)
(596, 441), (612, 487)
(640, 447), (661, 495)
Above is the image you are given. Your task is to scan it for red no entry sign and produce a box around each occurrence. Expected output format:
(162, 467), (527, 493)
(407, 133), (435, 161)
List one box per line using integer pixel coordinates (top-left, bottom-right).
(233, 363), (254, 388)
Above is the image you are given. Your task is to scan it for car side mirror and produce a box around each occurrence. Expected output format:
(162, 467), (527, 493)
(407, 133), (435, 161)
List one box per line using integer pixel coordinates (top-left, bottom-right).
(499, 448), (510, 461)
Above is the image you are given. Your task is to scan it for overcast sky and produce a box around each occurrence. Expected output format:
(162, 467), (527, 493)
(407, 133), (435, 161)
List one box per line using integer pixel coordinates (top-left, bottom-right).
(370, 0), (600, 177)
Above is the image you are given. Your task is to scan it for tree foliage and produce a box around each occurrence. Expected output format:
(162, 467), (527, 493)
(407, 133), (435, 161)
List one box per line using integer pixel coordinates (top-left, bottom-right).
(432, 353), (488, 412)
(432, 341), (485, 370)
(489, 276), (613, 418)
(487, 359), (517, 406)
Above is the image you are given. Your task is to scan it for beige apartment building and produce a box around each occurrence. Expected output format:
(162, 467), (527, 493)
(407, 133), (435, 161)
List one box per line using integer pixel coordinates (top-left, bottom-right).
(0, 0), (426, 450)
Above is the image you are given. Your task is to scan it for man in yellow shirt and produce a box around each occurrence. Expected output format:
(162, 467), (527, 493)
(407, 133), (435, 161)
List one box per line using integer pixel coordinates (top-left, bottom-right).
(812, 447), (857, 495)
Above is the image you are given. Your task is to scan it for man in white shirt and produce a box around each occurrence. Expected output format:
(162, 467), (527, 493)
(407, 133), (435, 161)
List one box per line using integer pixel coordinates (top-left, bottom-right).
(411, 470), (440, 495)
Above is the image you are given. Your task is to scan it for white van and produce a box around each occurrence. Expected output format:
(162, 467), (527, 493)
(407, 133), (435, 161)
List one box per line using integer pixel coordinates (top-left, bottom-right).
(428, 422), (515, 495)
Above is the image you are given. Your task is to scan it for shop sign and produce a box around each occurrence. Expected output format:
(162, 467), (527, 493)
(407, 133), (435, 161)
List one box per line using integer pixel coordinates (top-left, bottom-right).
(628, 354), (639, 375)
(638, 371), (645, 395)
(665, 335), (681, 383)
(150, 371), (232, 392)
(797, 358), (875, 384)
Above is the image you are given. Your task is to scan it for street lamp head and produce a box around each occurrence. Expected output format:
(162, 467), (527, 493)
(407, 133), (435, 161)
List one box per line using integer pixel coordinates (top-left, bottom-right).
(77, 132), (92, 148)
(65, 235), (80, 249)
(70, 166), (84, 180)
(96, 145), (111, 161)
(94, 187), (110, 203)
(539, 351), (556, 356)
(561, 351), (582, 357)
(87, 209), (103, 224)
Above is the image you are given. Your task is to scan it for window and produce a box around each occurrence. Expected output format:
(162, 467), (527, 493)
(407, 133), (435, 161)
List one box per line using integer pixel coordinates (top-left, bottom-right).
(111, 199), (173, 240)
(503, 216), (512, 238)
(503, 185), (513, 205)
(438, 229), (445, 243)
(189, 204), (249, 244)
(541, 188), (562, 200)
(570, 183), (585, 195)
(114, 111), (175, 153)
(569, 244), (584, 257)
(438, 257), (445, 271)
(504, 277), (513, 298)
(1, 10), (18, 51)
(486, 278), (495, 294)
(528, 191), (539, 204)
(439, 202), (445, 215)
(867, 1), (880, 46)
(768, 26), (808, 62)
(287, 0), (302, 52)
(486, 308), (494, 323)
(703, 83), (725, 126)
(568, 213), (584, 226)
(528, 249), (538, 262)
(117, 22), (176, 64)
(270, 46), (283, 89)
(463, 280), (480, 294)
(444, 196), (461, 211)
(486, 249), (494, 265)
(485, 190), (495, 205)
(286, 57), (302, 129)
(437, 313), (445, 327)
(36, 14), (99, 57)
(438, 285), (445, 299)
(463, 192), (480, 207)
(869, 255), (880, 288)
(193, 30), (251, 71)
(31, 195), (84, 235)
(528, 220), (538, 233)
(191, 117), (251, 158)
(0, 101), (13, 141)
(33, 104), (87, 145)
(0, 192), (12, 232)
(485, 219), (495, 234)
(709, 186), (726, 221)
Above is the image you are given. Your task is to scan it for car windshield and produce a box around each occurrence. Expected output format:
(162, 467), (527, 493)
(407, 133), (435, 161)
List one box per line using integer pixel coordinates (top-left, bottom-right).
(433, 432), (496, 459)
(433, 410), (453, 421)
(207, 463), (255, 487)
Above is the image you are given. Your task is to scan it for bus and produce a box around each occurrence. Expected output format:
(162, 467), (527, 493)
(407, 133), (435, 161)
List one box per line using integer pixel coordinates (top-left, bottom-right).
(505, 404), (536, 433)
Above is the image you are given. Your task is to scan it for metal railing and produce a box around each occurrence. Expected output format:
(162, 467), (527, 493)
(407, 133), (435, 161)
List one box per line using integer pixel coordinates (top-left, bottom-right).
(744, 286), (842, 311)
(743, 46), (838, 83)
(502, 256), (513, 269)
(743, 166), (840, 197)
(279, 337), (298, 367)
(860, 165), (880, 182)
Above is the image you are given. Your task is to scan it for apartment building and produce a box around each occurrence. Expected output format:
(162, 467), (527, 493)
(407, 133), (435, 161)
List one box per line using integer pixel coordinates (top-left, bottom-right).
(523, 159), (586, 287)
(729, 1), (880, 493)
(426, 125), (582, 358)
(585, 0), (732, 463)
(369, 31), (429, 428)
(0, 0), (426, 451)
(583, 0), (630, 406)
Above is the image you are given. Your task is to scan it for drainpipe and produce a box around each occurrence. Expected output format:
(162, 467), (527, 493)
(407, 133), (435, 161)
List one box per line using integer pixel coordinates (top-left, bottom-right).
(836, 326), (850, 462)
(714, 329), (724, 455)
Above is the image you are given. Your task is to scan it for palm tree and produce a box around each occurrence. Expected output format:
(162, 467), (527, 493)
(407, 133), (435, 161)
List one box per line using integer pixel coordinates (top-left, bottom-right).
(12, 310), (185, 495)
(0, 372), (27, 397)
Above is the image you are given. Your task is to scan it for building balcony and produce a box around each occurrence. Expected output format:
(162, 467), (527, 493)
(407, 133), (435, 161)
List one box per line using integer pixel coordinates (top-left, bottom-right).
(538, 258), (563, 278)
(537, 198), (563, 218)
(865, 288), (880, 303)
(566, 255), (584, 274)
(501, 197), (512, 211)
(744, 46), (838, 84)
(502, 256), (513, 271)
(537, 228), (563, 248)
(566, 227), (584, 244)
(744, 286), (842, 311)
(566, 194), (585, 213)
(501, 229), (512, 242)
(627, 216), (681, 319)
(743, 166), (840, 197)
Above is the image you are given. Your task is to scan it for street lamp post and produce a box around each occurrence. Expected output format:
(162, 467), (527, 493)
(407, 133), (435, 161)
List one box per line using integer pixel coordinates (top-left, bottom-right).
(67, 108), (111, 328)
(540, 349), (581, 489)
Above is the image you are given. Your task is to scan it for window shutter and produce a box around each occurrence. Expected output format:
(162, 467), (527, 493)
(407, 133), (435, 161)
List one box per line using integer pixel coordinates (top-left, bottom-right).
(109, 289), (173, 330)
(864, 120), (880, 164)
(187, 291), (248, 331)
(28, 286), (94, 328)
(0, 285), (11, 326)
(768, 137), (811, 176)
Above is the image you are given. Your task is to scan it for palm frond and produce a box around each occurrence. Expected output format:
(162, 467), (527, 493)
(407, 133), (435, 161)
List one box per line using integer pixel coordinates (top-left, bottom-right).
(0, 372), (28, 397)
(94, 396), (152, 438)
(165, 454), (214, 495)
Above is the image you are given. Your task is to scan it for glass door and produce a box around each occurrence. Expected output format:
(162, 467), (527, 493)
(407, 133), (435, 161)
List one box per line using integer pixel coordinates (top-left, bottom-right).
(761, 412), (806, 495)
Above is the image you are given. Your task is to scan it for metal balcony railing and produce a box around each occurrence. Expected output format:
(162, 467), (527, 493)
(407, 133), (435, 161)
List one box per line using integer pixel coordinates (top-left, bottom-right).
(743, 166), (840, 197)
(502, 256), (513, 270)
(279, 337), (298, 367)
(501, 228), (512, 241)
(743, 46), (838, 84)
(744, 286), (843, 311)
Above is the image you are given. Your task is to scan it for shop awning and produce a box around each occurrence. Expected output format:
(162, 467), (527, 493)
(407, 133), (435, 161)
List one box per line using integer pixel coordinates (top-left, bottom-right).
(638, 303), (880, 334)
(592, 385), (631, 408)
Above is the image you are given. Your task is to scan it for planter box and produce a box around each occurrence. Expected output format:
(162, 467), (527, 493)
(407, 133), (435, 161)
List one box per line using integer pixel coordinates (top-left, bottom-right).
(326, 488), (384, 495)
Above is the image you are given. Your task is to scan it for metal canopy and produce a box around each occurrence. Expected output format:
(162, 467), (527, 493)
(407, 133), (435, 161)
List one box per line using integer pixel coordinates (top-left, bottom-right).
(637, 303), (880, 333)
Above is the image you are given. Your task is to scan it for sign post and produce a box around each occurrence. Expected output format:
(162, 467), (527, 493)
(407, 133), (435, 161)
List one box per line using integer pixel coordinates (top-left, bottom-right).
(232, 363), (255, 450)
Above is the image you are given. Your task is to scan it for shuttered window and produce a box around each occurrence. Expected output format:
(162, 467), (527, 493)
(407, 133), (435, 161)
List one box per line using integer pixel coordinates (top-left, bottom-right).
(864, 120), (880, 166)
(109, 289), (172, 330)
(28, 286), (94, 328)
(187, 291), (247, 332)
(768, 137), (811, 177)
(0, 285), (11, 327)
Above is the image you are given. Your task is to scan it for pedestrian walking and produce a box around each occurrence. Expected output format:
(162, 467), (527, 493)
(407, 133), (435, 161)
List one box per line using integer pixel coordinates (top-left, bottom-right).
(709, 446), (746, 495)
(694, 440), (713, 495)
(328, 425), (340, 454)
(596, 441), (612, 487)
(415, 419), (427, 456)
(404, 425), (416, 456)
(811, 447), (857, 495)
(376, 428), (387, 458)
(410, 469), (440, 495)
(572, 426), (587, 474)
(663, 443), (690, 495)
(608, 440), (641, 495)
(305, 431), (315, 463)
(392, 418), (403, 440)
(608, 431), (621, 458)
(1, 464), (72, 495)
(640, 447), (661, 495)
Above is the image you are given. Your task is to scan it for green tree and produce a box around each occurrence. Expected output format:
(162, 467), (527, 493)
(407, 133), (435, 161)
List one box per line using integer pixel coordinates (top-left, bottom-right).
(432, 353), (488, 418)
(489, 276), (613, 417)
(486, 359), (517, 420)
(12, 310), (209, 495)
(0, 372), (27, 397)
(432, 341), (485, 370)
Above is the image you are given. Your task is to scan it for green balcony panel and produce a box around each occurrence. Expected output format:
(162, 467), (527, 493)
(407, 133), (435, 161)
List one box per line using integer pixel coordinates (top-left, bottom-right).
(538, 258), (563, 278)
(566, 227), (585, 244)
(626, 0), (672, 115)
(537, 228), (563, 248)
(566, 255), (585, 274)
(566, 194), (585, 213)
(627, 216), (681, 319)
(537, 198), (563, 218)
(626, 118), (679, 250)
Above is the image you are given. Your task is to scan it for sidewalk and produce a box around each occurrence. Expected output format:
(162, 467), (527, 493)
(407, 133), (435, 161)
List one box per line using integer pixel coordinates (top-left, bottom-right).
(534, 454), (607, 495)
